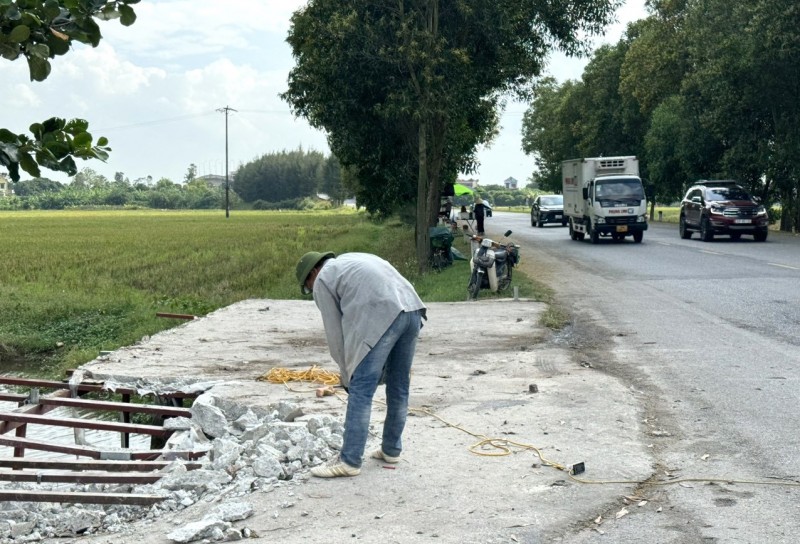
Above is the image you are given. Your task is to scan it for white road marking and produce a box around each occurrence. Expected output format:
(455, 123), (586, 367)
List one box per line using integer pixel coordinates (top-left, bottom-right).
(768, 263), (800, 270)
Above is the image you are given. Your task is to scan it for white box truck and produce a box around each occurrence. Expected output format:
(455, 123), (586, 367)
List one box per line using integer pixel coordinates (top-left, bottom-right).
(562, 156), (648, 244)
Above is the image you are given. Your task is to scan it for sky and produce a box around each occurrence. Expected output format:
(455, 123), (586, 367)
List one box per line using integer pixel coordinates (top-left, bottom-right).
(0, 0), (648, 187)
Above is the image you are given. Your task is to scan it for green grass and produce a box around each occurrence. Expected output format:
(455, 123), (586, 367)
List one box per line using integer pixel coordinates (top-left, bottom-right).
(653, 206), (680, 223)
(0, 210), (549, 377)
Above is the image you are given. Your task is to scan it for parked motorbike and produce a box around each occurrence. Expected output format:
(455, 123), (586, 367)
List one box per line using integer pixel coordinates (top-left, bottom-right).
(467, 230), (519, 300)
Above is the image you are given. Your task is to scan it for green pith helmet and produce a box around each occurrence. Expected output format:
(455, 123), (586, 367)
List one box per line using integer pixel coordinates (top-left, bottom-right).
(295, 251), (335, 295)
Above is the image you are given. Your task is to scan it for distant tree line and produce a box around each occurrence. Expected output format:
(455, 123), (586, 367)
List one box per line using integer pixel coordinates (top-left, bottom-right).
(1, 167), (231, 210)
(3, 150), (351, 211)
(521, 0), (799, 231)
(233, 148), (350, 209)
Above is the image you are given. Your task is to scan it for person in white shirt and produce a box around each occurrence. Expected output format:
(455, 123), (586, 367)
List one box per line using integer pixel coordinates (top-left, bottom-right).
(295, 251), (427, 477)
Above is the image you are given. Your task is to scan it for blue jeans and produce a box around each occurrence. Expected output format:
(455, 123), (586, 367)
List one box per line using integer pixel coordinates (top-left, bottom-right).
(340, 310), (422, 468)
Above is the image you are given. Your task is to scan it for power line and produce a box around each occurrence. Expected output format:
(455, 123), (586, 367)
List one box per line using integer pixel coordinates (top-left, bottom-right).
(234, 109), (294, 115)
(94, 111), (218, 132)
(93, 108), (526, 134)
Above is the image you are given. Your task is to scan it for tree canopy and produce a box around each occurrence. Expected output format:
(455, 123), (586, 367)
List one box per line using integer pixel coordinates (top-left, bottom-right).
(233, 149), (330, 204)
(521, 0), (800, 229)
(282, 0), (620, 269)
(0, 0), (139, 182)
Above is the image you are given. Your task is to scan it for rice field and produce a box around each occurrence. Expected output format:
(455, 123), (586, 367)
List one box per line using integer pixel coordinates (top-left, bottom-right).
(0, 210), (395, 372)
(0, 209), (543, 376)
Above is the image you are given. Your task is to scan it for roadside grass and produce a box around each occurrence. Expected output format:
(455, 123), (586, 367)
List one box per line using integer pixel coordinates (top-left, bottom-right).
(0, 210), (550, 377)
(494, 206), (529, 214)
(654, 206), (680, 223)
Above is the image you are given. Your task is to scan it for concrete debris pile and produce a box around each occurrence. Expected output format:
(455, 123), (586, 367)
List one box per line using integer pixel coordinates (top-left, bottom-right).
(0, 390), (343, 544)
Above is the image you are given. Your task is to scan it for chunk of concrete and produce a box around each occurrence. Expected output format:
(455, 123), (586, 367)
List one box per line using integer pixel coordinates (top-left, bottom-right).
(191, 393), (229, 438)
(252, 454), (285, 480)
(210, 502), (253, 523)
(208, 437), (245, 471)
(167, 519), (231, 543)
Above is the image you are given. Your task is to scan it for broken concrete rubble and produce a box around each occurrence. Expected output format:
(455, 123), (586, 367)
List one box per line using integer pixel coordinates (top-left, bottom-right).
(166, 502), (254, 544)
(0, 396), (341, 544)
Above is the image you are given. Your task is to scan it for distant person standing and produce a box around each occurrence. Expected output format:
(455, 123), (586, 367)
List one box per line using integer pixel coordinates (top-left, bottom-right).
(295, 251), (427, 478)
(473, 197), (487, 235)
(441, 181), (455, 221)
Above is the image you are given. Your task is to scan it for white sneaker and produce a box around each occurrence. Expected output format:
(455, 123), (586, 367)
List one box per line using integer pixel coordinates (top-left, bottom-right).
(370, 448), (400, 464)
(310, 456), (361, 478)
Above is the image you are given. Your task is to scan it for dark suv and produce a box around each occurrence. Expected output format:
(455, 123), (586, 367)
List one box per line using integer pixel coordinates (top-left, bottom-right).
(531, 194), (566, 227)
(679, 180), (768, 242)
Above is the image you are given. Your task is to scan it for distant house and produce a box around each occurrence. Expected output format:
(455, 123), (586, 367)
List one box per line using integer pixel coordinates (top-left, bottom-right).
(458, 177), (480, 189)
(0, 174), (12, 197)
(503, 176), (518, 190)
(196, 174), (229, 188)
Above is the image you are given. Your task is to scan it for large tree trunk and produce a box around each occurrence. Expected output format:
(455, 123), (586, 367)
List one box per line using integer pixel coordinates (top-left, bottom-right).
(414, 0), (442, 274)
(416, 120), (431, 273)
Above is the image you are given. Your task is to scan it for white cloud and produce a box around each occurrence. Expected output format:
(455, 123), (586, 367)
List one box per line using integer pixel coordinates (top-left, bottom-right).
(61, 44), (166, 96)
(1, 0), (648, 187)
(102, 0), (306, 64)
(7, 83), (41, 109)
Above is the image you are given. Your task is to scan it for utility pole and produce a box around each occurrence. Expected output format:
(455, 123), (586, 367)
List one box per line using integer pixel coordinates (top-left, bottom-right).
(216, 106), (237, 218)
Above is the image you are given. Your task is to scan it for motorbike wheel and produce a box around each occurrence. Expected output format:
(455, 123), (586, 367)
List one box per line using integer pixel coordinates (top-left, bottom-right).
(498, 277), (511, 291)
(498, 266), (513, 291)
(430, 249), (446, 271)
(467, 270), (480, 300)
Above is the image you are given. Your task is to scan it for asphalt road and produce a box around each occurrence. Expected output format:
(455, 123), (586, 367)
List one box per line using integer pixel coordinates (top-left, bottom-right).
(486, 212), (800, 543)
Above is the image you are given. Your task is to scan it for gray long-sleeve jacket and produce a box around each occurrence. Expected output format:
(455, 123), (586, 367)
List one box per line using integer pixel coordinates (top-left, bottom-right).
(312, 253), (427, 387)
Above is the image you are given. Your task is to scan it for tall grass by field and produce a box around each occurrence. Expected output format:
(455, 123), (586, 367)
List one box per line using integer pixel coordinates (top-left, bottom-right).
(653, 207), (680, 223)
(0, 210), (546, 377)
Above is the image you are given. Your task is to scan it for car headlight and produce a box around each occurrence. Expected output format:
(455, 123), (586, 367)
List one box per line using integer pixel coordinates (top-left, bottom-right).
(709, 205), (724, 215)
(756, 205), (767, 216)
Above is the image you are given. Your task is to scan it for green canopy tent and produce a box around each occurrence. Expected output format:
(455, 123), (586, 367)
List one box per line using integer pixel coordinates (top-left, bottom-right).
(453, 182), (474, 196)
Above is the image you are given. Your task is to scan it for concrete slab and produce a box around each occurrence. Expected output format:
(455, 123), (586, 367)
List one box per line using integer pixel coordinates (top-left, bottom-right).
(59, 298), (653, 544)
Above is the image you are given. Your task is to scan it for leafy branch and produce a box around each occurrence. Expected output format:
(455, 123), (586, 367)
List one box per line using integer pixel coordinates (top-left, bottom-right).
(0, 0), (139, 181)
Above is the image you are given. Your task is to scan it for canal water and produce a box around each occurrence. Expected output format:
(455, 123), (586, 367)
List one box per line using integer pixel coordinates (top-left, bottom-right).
(0, 363), (151, 460)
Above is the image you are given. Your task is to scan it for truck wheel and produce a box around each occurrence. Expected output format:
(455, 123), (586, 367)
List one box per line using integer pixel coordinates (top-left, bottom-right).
(700, 217), (714, 242)
(633, 231), (643, 243)
(589, 222), (600, 244)
(679, 215), (692, 239)
(754, 229), (768, 242)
